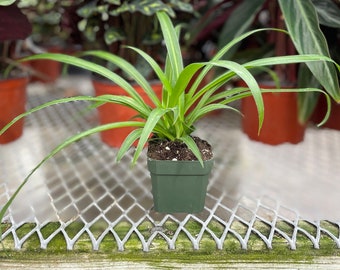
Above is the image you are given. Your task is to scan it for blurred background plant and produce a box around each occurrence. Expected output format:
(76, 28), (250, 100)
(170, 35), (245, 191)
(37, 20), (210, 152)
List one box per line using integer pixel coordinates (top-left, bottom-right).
(72, 0), (195, 80)
(4, 0), (339, 122)
(0, 2), (32, 76)
(18, 0), (77, 49)
(0, 1), (32, 144)
(212, 0), (340, 123)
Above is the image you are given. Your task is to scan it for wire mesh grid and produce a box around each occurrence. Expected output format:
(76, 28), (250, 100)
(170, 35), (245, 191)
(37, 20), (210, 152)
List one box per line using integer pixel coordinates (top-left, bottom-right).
(1, 77), (340, 252)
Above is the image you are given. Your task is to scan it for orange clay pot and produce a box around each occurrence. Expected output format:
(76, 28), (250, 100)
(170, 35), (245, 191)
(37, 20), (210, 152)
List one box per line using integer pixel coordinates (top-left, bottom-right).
(93, 80), (162, 147)
(0, 77), (28, 144)
(241, 85), (305, 145)
(29, 46), (62, 83)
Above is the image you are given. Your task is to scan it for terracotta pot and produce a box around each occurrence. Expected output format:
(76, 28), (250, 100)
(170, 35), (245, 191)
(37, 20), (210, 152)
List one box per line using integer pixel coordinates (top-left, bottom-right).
(241, 87), (305, 145)
(29, 46), (62, 83)
(93, 80), (162, 147)
(311, 95), (340, 130)
(0, 77), (28, 144)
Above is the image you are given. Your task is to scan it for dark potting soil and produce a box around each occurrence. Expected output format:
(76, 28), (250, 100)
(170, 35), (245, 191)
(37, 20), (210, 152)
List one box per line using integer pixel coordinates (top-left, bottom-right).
(147, 136), (213, 161)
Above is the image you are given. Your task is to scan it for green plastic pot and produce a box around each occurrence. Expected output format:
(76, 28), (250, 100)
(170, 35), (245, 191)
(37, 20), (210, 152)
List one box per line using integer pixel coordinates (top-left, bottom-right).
(147, 158), (214, 213)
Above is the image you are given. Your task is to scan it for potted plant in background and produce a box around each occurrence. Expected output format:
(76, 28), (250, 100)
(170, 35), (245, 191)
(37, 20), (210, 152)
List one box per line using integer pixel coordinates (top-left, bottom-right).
(204, 0), (340, 144)
(239, 1), (306, 145)
(0, 10), (338, 220)
(18, 0), (76, 83)
(309, 2), (340, 130)
(273, 0), (340, 135)
(0, 2), (32, 144)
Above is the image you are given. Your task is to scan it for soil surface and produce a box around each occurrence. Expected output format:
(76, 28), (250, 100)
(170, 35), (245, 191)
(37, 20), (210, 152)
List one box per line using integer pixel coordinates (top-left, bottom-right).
(147, 136), (213, 161)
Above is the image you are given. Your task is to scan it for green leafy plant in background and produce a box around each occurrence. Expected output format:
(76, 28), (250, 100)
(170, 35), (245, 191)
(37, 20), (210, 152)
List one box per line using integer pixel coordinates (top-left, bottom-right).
(213, 0), (340, 123)
(0, 0), (16, 6)
(75, 0), (194, 79)
(17, 0), (74, 48)
(1, 10), (339, 237)
(0, 2), (32, 76)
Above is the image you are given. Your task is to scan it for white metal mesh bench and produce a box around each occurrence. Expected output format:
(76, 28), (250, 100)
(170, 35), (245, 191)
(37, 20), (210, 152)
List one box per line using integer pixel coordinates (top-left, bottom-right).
(1, 77), (340, 252)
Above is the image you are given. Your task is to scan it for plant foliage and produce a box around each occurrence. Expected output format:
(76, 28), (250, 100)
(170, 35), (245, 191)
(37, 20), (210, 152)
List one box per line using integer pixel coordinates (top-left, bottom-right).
(1, 10), (339, 239)
(1, 11), (339, 163)
(215, 0), (340, 123)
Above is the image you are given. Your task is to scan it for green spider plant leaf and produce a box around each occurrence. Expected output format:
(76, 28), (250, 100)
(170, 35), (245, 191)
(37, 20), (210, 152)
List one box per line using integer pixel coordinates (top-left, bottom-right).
(116, 128), (144, 162)
(0, 96), (100, 135)
(0, 120), (144, 239)
(133, 107), (173, 165)
(246, 54), (340, 69)
(259, 87), (331, 127)
(246, 53), (340, 123)
(193, 103), (241, 123)
(18, 53), (149, 109)
(0, 95), (148, 136)
(186, 28), (287, 100)
(181, 134), (204, 167)
(171, 62), (205, 107)
(85, 93), (150, 116)
(297, 64), (322, 123)
(187, 60), (264, 131)
(157, 11), (183, 86)
(80, 50), (161, 107)
(126, 46), (172, 95)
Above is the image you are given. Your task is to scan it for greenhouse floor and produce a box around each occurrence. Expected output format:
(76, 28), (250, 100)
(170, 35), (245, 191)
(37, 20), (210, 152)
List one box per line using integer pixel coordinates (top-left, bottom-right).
(1, 76), (340, 266)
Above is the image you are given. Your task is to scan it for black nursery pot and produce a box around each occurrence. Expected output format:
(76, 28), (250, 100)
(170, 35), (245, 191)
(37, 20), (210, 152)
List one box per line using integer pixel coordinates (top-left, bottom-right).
(147, 158), (214, 214)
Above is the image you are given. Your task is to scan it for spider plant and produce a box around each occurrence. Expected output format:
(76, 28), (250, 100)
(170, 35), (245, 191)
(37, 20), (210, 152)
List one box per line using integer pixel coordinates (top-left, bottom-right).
(1, 10), (339, 233)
